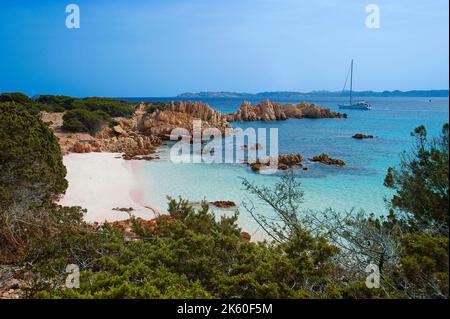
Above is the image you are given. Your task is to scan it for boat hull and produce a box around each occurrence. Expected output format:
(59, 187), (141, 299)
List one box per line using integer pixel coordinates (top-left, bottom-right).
(338, 103), (371, 110)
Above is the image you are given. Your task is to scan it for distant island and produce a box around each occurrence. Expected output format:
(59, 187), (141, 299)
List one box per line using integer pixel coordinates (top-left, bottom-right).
(177, 90), (449, 99)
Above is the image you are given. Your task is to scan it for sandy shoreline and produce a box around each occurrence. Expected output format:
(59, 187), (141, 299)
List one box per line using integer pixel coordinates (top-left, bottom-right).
(59, 152), (158, 222)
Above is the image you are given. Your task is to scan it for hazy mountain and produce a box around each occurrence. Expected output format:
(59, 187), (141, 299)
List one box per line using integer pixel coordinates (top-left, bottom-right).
(177, 90), (449, 99)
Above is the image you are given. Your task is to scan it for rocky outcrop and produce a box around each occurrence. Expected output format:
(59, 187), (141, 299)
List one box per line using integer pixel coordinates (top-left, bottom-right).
(210, 201), (237, 209)
(100, 134), (159, 154)
(113, 125), (127, 136)
(68, 134), (160, 157)
(352, 133), (374, 139)
(248, 154), (303, 172)
(310, 153), (345, 166)
(43, 105), (163, 156)
(46, 99), (348, 157)
(69, 141), (100, 153)
(141, 101), (229, 136)
(225, 100), (347, 122)
(93, 105), (162, 155)
(0, 265), (24, 299)
(277, 154), (303, 170)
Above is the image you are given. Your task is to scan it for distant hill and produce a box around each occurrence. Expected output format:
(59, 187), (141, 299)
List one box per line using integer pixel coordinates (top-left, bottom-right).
(177, 90), (449, 99)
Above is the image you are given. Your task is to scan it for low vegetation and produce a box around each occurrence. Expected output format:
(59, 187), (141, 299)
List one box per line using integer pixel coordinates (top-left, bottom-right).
(35, 95), (135, 117)
(0, 103), (68, 262)
(0, 92), (136, 134)
(62, 108), (111, 134)
(144, 101), (170, 114)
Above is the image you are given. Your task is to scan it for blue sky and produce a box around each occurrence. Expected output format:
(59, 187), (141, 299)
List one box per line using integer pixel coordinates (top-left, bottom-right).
(0, 0), (448, 97)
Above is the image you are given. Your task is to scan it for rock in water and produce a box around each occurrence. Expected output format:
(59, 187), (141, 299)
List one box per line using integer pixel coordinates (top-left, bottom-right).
(249, 153), (303, 172)
(309, 153), (345, 166)
(225, 100), (347, 122)
(352, 133), (374, 139)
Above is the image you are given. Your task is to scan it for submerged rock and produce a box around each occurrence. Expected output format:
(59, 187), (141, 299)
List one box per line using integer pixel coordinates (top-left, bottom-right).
(352, 133), (374, 139)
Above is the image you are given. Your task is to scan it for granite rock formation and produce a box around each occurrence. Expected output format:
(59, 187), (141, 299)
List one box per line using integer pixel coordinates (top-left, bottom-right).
(248, 154), (303, 172)
(141, 101), (229, 136)
(310, 153), (345, 166)
(225, 100), (347, 122)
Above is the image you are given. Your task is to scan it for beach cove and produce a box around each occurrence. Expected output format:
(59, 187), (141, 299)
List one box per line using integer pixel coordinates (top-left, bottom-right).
(59, 152), (158, 222)
(58, 96), (449, 238)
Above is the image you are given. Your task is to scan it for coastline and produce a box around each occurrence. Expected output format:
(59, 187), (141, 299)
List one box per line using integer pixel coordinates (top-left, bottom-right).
(59, 152), (158, 223)
(55, 97), (449, 235)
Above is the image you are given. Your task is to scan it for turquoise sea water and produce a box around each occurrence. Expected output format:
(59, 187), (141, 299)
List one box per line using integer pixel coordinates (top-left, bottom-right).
(127, 96), (449, 235)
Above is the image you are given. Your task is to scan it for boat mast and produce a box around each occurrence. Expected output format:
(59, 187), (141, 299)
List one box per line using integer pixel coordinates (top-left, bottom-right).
(350, 59), (353, 105)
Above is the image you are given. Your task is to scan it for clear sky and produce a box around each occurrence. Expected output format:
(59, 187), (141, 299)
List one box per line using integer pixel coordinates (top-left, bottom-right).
(0, 0), (448, 97)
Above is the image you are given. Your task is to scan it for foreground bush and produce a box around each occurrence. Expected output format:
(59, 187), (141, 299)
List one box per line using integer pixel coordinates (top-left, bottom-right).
(0, 104), (69, 262)
(29, 198), (341, 298)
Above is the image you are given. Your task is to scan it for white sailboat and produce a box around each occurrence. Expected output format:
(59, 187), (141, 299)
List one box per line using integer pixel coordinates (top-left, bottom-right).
(338, 59), (372, 110)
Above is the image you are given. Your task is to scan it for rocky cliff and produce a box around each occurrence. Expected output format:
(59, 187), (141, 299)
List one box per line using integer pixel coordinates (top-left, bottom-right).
(140, 101), (229, 136)
(225, 100), (347, 122)
(41, 101), (229, 156)
(42, 99), (346, 156)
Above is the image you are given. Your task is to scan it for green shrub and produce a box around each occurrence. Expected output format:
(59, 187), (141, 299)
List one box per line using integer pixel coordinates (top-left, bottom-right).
(28, 197), (340, 299)
(1, 92), (136, 118)
(384, 123), (449, 229)
(0, 103), (69, 262)
(0, 103), (67, 208)
(36, 94), (135, 117)
(36, 94), (73, 105)
(82, 97), (134, 117)
(62, 109), (111, 134)
(0, 92), (32, 104)
(145, 102), (169, 114)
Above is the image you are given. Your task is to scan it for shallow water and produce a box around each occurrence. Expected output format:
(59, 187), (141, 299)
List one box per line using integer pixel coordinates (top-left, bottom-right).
(129, 96), (449, 235)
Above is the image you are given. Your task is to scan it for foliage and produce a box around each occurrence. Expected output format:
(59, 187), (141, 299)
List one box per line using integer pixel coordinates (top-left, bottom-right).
(27, 197), (339, 299)
(398, 233), (448, 298)
(0, 92), (135, 117)
(145, 102), (169, 114)
(0, 103), (67, 208)
(384, 124), (449, 231)
(0, 104), (69, 261)
(0, 92), (32, 105)
(81, 97), (135, 117)
(36, 95), (135, 117)
(62, 108), (111, 134)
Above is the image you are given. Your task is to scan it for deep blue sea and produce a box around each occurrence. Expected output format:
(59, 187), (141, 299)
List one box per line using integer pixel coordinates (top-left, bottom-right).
(123, 96), (449, 236)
